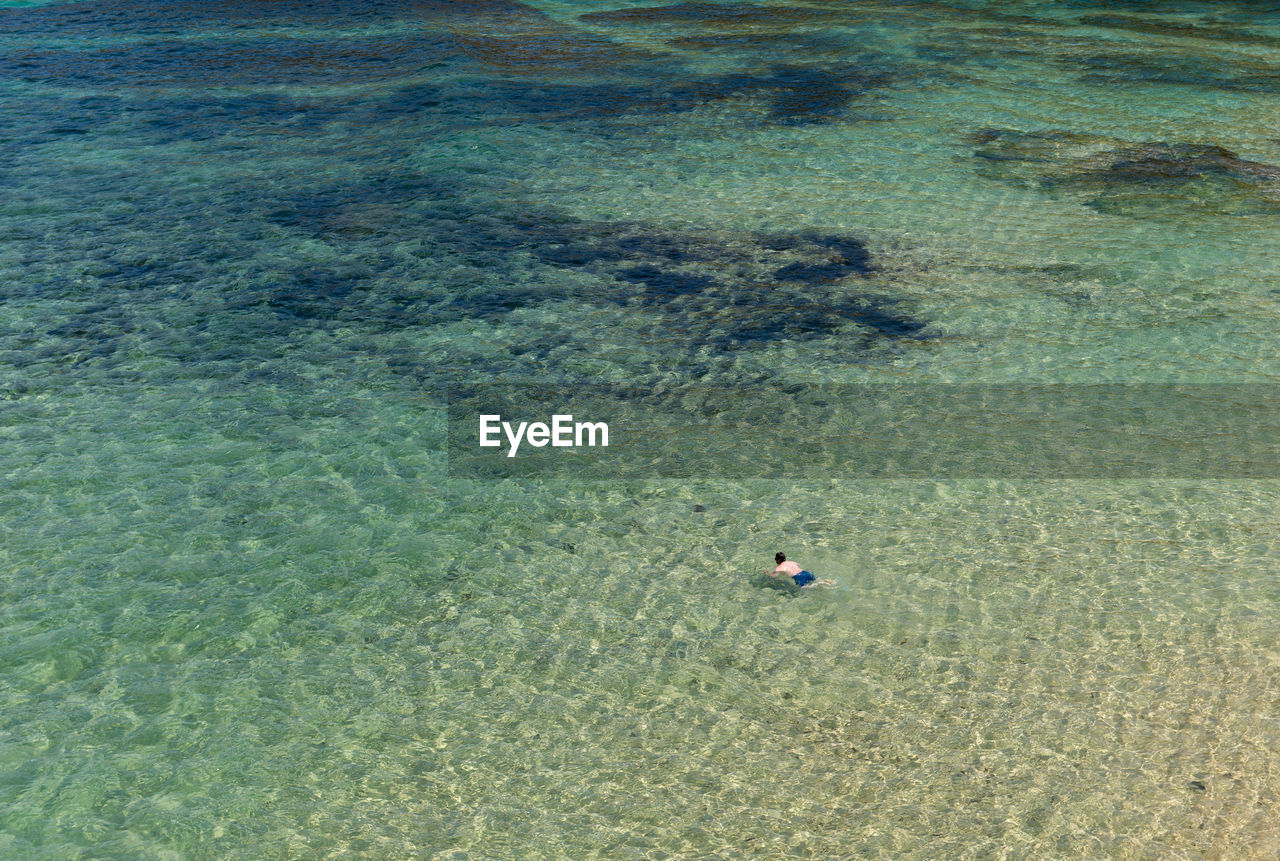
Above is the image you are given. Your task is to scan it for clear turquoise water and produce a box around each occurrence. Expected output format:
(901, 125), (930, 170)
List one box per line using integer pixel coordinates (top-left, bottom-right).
(4, 0), (1280, 857)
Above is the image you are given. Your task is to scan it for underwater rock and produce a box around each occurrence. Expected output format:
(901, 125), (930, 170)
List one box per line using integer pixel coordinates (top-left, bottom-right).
(970, 128), (1280, 216)
(971, 128), (1100, 167)
(1074, 143), (1280, 183)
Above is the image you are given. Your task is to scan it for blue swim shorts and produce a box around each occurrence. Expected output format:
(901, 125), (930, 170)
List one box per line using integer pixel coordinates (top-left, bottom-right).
(792, 571), (816, 587)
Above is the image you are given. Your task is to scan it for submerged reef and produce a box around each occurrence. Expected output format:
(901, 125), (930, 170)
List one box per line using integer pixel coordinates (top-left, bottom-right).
(267, 175), (927, 354)
(0, 0), (650, 86)
(0, 0), (946, 388)
(579, 3), (814, 26)
(513, 219), (919, 346)
(0, 34), (459, 88)
(970, 129), (1280, 216)
(255, 162), (928, 382)
(0, 0), (566, 31)
(462, 60), (890, 125)
(0, 0), (900, 130)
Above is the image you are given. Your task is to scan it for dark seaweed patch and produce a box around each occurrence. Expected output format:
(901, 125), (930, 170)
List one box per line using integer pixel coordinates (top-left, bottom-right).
(0, 34), (457, 88)
(267, 172), (456, 237)
(465, 59), (885, 125)
(27, 301), (156, 368)
(443, 287), (552, 321)
(579, 2), (811, 26)
(0, 0), (546, 34)
(807, 234), (874, 268)
(1, 91), (354, 151)
(616, 265), (721, 300)
(1060, 0), (1280, 15)
(609, 233), (695, 263)
(374, 84), (445, 118)
(711, 64), (887, 124)
(496, 218), (918, 348)
(532, 242), (612, 267)
(0, 0), (648, 86)
(411, 25), (902, 127)
(257, 166), (927, 367)
(773, 233), (873, 282)
(462, 79), (698, 121)
(758, 66), (856, 124)
(775, 261), (859, 284)
(150, 93), (356, 143)
(667, 31), (848, 54)
(267, 267), (364, 321)
(720, 294), (920, 344)
(48, 304), (139, 340)
(848, 304), (925, 337)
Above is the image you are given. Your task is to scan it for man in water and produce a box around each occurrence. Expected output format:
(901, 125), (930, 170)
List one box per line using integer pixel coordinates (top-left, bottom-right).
(771, 552), (834, 588)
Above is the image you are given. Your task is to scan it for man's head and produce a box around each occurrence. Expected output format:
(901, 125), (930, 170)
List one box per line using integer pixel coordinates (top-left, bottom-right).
(775, 552), (786, 564)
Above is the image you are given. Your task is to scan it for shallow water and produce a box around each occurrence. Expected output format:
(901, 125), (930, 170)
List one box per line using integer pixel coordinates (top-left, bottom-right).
(3, 0), (1280, 857)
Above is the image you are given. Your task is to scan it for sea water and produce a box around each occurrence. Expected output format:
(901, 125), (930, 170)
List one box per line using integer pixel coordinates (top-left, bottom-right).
(3, 0), (1280, 857)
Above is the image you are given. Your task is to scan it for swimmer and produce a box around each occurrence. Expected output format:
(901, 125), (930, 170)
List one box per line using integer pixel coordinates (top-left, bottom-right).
(771, 552), (835, 588)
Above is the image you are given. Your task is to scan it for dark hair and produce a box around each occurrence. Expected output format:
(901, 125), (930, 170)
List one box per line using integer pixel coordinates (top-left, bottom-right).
(775, 552), (786, 564)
